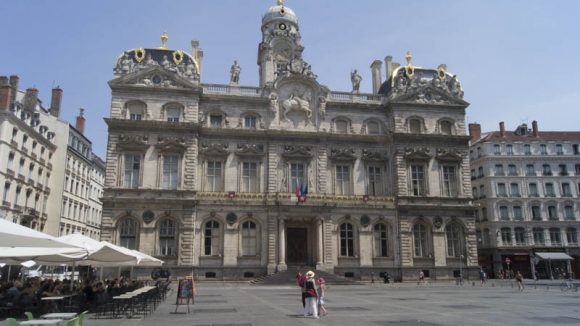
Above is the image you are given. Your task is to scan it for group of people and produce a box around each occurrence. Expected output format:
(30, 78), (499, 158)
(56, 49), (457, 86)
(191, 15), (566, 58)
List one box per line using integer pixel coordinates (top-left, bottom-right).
(296, 270), (326, 319)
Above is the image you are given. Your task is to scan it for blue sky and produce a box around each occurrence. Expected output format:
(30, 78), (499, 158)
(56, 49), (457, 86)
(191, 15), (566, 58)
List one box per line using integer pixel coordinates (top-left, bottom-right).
(2, 0), (579, 158)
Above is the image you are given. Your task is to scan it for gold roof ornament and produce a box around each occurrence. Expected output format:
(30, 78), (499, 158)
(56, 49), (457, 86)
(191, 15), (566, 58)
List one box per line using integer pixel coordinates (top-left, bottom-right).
(405, 51), (414, 77)
(277, 0), (284, 5)
(161, 32), (168, 49)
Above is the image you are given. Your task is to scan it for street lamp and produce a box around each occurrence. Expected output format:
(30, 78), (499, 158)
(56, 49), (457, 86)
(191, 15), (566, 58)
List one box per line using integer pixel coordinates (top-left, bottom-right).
(459, 254), (464, 285)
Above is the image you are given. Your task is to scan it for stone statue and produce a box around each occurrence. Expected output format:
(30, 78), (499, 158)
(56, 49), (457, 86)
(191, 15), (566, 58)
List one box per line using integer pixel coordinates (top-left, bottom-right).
(351, 69), (362, 93)
(145, 53), (157, 66)
(161, 55), (174, 71)
(269, 92), (279, 113)
(230, 60), (241, 84)
(282, 93), (312, 120)
(318, 96), (326, 120)
(120, 53), (133, 74)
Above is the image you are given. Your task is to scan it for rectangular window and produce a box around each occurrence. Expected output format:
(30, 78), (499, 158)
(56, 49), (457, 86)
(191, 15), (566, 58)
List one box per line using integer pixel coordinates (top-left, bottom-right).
(495, 164), (504, 176)
(242, 162), (259, 192)
(576, 164), (580, 176)
(529, 183), (538, 197)
(129, 113), (142, 121)
(210, 115), (223, 128)
(410, 164), (426, 196)
(162, 155), (179, 190)
(524, 144), (531, 155)
(556, 144), (563, 155)
(367, 166), (383, 196)
(515, 228), (525, 245)
(244, 116), (257, 129)
(545, 183), (555, 196)
(478, 167), (484, 178)
(290, 163), (305, 192)
(542, 164), (552, 176)
(533, 228), (545, 245)
(479, 185), (485, 198)
(559, 164), (568, 176)
(166, 108), (180, 122)
(574, 144), (579, 155)
(564, 206), (574, 220)
(510, 183), (520, 197)
(506, 144), (514, 155)
(532, 206), (542, 220)
(206, 161), (223, 191)
(470, 169), (476, 180)
(123, 155), (141, 188)
(508, 164), (517, 176)
(481, 207), (488, 221)
(562, 183), (572, 197)
(441, 165), (458, 197)
(2, 183), (10, 203)
(526, 164), (535, 176)
(500, 206), (509, 220)
(7, 153), (14, 171)
(501, 228), (511, 245)
(513, 206), (523, 220)
(335, 165), (351, 195)
(494, 144), (501, 155)
(540, 144), (547, 155)
(497, 183), (507, 197)
(550, 228), (561, 245)
(548, 206), (558, 220)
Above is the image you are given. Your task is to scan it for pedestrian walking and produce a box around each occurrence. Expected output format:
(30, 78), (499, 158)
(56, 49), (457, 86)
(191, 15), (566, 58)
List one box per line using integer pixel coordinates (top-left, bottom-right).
(479, 267), (487, 286)
(303, 271), (318, 319)
(317, 277), (327, 316)
(515, 271), (524, 292)
(370, 272), (375, 285)
(418, 270), (425, 285)
(296, 271), (306, 308)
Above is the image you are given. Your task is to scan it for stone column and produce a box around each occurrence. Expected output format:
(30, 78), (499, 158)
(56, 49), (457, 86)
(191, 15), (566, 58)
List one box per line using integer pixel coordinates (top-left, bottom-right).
(278, 218), (287, 271)
(316, 218), (324, 270)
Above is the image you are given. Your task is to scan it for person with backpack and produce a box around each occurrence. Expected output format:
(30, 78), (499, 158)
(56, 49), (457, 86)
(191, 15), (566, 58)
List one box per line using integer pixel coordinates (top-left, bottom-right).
(303, 271), (319, 319)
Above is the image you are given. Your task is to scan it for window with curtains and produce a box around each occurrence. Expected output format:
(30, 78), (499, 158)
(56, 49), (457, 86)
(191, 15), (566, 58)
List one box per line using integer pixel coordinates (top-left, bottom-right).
(514, 227), (526, 245)
(367, 165), (383, 196)
(340, 223), (354, 257)
(445, 223), (463, 257)
(289, 163), (306, 192)
(550, 228), (561, 245)
(335, 165), (351, 195)
(410, 164), (426, 196)
(533, 228), (544, 245)
(501, 228), (512, 245)
(119, 219), (138, 249)
(566, 228), (578, 244)
(441, 165), (458, 197)
(413, 223), (428, 257)
(163, 155), (179, 190)
(374, 223), (388, 257)
(206, 161), (223, 191)
(241, 162), (259, 192)
(241, 221), (257, 256)
(204, 220), (220, 256)
(244, 115), (257, 129)
(159, 219), (176, 256)
(124, 154), (141, 188)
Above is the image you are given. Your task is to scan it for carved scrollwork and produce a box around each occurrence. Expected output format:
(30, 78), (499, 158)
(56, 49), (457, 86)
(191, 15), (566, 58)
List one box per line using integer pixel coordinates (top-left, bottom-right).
(156, 136), (187, 153)
(436, 148), (462, 162)
(362, 149), (388, 162)
(328, 147), (357, 162)
(403, 147), (431, 161)
(235, 144), (265, 157)
(389, 67), (465, 103)
(200, 143), (229, 157)
(282, 145), (313, 159)
(117, 134), (149, 151)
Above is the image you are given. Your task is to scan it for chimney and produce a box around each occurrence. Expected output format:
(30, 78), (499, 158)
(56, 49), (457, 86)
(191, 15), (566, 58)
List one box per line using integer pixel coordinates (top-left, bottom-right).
(50, 87), (63, 118)
(532, 120), (538, 137)
(384, 56), (393, 80)
(0, 85), (11, 111)
(0, 76), (7, 86)
(23, 88), (38, 112)
(499, 121), (505, 137)
(370, 60), (382, 94)
(75, 108), (86, 134)
(468, 123), (481, 143)
(9, 75), (19, 107)
(191, 39), (203, 76)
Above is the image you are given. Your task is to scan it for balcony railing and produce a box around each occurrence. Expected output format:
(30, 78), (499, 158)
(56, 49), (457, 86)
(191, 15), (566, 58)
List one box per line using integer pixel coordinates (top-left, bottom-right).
(202, 84), (261, 96)
(329, 91), (382, 102)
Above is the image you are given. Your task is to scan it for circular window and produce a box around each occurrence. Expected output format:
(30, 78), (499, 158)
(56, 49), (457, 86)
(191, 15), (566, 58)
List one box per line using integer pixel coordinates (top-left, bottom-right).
(142, 210), (155, 223)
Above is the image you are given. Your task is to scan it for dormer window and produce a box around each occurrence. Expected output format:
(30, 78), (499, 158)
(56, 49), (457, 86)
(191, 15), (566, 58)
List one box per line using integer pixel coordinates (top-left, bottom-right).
(409, 119), (421, 134)
(335, 119), (348, 134)
(126, 101), (146, 121)
(244, 115), (257, 129)
(440, 120), (453, 135)
(166, 107), (181, 122)
(210, 114), (223, 128)
(367, 121), (380, 135)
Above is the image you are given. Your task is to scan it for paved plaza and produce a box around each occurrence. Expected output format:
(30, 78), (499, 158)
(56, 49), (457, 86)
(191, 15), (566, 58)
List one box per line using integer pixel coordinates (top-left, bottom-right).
(81, 280), (580, 326)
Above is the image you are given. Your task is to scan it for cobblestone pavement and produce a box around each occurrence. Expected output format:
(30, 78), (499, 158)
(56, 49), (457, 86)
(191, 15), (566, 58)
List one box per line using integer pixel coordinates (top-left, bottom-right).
(16, 280), (580, 326)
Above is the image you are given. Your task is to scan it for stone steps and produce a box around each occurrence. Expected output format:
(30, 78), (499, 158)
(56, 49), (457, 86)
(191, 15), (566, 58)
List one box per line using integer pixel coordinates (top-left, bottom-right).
(250, 267), (361, 286)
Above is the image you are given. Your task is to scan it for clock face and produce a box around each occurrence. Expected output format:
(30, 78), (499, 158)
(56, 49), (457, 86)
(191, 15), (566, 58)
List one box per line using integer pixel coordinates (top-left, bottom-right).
(278, 23), (287, 30)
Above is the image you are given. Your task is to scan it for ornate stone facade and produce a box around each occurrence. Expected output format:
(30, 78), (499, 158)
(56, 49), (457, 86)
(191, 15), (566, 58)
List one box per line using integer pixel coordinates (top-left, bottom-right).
(101, 1), (476, 281)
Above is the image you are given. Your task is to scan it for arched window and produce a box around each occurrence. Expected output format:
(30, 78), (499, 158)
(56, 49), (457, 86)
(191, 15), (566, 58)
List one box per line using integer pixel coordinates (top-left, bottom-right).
(367, 121), (380, 135)
(159, 219), (176, 256)
(501, 227), (512, 245)
(127, 101), (146, 120)
(440, 120), (453, 135)
(374, 223), (388, 257)
(164, 104), (182, 122)
(204, 220), (220, 256)
(409, 118), (422, 134)
(241, 221), (257, 256)
(413, 223), (428, 257)
(119, 219), (138, 249)
(340, 223), (354, 257)
(335, 119), (348, 134)
(445, 223), (464, 257)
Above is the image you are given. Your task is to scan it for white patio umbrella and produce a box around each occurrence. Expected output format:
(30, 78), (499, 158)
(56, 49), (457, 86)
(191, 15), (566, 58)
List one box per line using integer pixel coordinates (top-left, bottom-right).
(53, 234), (138, 266)
(0, 218), (83, 249)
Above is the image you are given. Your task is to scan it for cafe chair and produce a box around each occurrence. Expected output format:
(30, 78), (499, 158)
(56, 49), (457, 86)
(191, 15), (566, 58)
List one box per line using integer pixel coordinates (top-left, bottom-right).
(24, 312), (34, 320)
(66, 317), (78, 326)
(5, 318), (18, 326)
(77, 310), (88, 326)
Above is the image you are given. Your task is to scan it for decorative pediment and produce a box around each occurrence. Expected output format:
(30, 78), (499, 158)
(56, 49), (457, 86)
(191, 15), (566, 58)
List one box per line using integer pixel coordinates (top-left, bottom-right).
(200, 143), (229, 157)
(109, 66), (198, 89)
(156, 136), (187, 153)
(362, 150), (388, 162)
(235, 144), (265, 157)
(403, 147), (431, 161)
(117, 134), (149, 151)
(328, 148), (357, 162)
(282, 145), (313, 159)
(389, 69), (467, 105)
(436, 148), (462, 162)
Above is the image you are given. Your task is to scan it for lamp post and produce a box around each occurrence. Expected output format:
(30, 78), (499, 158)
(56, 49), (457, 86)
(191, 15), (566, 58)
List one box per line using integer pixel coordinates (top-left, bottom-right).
(459, 254), (464, 285)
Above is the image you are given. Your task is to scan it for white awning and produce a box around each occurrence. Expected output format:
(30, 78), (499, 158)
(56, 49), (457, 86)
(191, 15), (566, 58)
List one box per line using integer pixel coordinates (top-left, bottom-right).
(535, 252), (574, 260)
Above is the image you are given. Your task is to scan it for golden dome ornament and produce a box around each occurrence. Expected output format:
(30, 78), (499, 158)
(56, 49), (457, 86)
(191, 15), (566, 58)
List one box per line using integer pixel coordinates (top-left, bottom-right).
(161, 31), (168, 49)
(405, 50), (414, 77)
(172, 50), (184, 65)
(135, 48), (146, 63)
(437, 65), (447, 81)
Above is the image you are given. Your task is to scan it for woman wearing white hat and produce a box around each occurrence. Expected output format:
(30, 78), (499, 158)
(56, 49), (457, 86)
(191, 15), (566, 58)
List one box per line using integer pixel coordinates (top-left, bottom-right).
(303, 271), (319, 318)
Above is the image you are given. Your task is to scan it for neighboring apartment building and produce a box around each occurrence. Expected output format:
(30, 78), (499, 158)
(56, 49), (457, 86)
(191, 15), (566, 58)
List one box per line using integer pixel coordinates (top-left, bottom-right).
(101, 1), (477, 281)
(59, 109), (106, 240)
(0, 75), (105, 239)
(470, 121), (580, 279)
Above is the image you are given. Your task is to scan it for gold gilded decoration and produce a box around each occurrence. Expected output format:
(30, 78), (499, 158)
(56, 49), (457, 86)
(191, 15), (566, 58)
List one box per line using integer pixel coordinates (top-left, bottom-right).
(438, 66), (446, 81)
(172, 50), (184, 65)
(405, 50), (414, 77)
(161, 32), (168, 49)
(135, 48), (146, 63)
(277, 0), (284, 5)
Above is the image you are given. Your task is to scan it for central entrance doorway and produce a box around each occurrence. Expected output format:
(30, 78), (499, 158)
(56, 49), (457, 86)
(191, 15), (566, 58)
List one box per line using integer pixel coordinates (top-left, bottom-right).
(287, 227), (308, 265)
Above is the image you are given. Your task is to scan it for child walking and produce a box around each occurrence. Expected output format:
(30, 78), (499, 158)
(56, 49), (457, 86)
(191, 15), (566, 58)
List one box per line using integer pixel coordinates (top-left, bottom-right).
(317, 277), (327, 316)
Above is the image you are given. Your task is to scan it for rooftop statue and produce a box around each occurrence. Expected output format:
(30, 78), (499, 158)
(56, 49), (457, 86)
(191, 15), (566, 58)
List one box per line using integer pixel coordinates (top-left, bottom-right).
(351, 69), (361, 94)
(230, 60), (241, 84)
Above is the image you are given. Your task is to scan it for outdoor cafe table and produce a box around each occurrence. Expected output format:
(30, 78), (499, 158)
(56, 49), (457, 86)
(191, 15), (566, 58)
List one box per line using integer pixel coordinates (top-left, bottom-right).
(19, 319), (63, 325)
(41, 313), (77, 319)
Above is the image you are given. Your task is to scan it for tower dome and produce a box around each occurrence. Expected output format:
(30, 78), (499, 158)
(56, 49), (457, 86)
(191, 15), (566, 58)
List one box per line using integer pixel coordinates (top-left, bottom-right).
(262, 0), (298, 27)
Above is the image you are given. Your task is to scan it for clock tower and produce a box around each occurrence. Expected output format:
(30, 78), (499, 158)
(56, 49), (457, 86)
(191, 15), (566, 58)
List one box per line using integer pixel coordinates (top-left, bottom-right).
(258, 0), (305, 87)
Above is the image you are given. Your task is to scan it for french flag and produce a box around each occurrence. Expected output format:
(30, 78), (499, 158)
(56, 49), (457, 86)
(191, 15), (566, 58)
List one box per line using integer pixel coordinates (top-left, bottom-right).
(296, 182), (308, 203)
